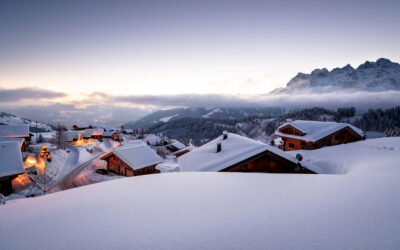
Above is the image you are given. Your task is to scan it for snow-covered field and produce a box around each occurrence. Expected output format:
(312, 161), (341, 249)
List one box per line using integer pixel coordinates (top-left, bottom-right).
(1, 137), (400, 249)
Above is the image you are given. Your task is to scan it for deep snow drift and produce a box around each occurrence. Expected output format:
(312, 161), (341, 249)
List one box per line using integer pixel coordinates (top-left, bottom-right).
(1, 138), (400, 249)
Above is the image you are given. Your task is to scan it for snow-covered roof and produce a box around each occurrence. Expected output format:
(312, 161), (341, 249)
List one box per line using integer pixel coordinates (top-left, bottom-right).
(179, 133), (301, 172)
(92, 128), (104, 136)
(102, 144), (163, 170)
(172, 145), (196, 156)
(0, 124), (30, 138)
(121, 140), (145, 147)
(143, 134), (161, 145)
(103, 131), (115, 137)
(0, 138), (26, 148)
(0, 141), (25, 177)
(81, 129), (94, 138)
(275, 120), (364, 142)
(65, 131), (79, 142)
(168, 140), (186, 150)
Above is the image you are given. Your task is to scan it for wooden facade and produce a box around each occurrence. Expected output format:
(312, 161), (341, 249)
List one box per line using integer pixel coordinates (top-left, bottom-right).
(0, 174), (19, 196)
(92, 134), (103, 142)
(279, 126), (363, 151)
(101, 153), (160, 177)
(174, 148), (191, 158)
(221, 150), (314, 173)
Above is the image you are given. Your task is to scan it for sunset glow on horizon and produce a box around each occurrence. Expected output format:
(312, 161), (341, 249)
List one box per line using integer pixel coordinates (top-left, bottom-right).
(1, 0), (399, 100)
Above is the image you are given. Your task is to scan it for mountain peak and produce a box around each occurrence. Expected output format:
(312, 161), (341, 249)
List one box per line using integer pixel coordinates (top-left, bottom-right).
(270, 58), (400, 94)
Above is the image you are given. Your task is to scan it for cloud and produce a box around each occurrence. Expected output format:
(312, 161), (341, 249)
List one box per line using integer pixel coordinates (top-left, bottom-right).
(0, 87), (66, 103)
(92, 90), (400, 110)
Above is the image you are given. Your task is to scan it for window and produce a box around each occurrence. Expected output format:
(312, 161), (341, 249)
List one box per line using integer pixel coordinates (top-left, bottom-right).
(289, 143), (295, 148)
(335, 136), (339, 140)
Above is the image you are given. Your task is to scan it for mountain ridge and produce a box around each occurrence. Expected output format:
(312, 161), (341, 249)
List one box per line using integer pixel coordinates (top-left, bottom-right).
(271, 58), (400, 94)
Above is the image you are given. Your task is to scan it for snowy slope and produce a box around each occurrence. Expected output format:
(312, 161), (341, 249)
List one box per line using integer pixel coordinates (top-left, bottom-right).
(1, 138), (400, 249)
(0, 112), (53, 132)
(287, 137), (400, 174)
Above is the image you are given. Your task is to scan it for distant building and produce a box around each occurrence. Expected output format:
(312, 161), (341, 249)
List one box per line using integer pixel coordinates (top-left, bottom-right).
(165, 140), (186, 152)
(172, 145), (196, 158)
(0, 141), (25, 195)
(122, 129), (134, 135)
(100, 144), (163, 177)
(275, 120), (364, 151)
(103, 131), (122, 141)
(72, 124), (92, 131)
(65, 131), (80, 143)
(0, 124), (32, 143)
(178, 132), (316, 173)
(91, 128), (104, 142)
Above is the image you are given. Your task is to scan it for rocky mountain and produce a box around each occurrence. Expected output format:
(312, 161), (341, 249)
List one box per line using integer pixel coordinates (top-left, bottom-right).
(271, 58), (400, 94)
(125, 107), (284, 130)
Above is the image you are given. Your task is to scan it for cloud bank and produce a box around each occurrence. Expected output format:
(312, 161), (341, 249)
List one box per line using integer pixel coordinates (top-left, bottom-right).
(1, 87), (400, 126)
(0, 87), (66, 103)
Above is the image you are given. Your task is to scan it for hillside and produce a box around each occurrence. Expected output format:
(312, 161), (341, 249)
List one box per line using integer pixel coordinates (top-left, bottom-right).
(144, 107), (373, 144)
(271, 58), (400, 94)
(125, 107), (284, 130)
(1, 137), (400, 249)
(0, 112), (53, 132)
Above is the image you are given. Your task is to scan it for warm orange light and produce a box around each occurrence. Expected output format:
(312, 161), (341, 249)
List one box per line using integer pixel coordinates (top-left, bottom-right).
(71, 135), (97, 147)
(12, 174), (29, 187)
(25, 155), (37, 168)
(24, 155), (46, 175)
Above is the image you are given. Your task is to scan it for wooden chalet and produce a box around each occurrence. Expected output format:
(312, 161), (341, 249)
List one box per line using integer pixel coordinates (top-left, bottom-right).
(72, 124), (92, 131)
(0, 124), (32, 144)
(122, 129), (134, 135)
(103, 131), (122, 141)
(100, 144), (163, 177)
(178, 132), (316, 173)
(165, 140), (186, 152)
(91, 128), (104, 142)
(0, 141), (25, 195)
(275, 120), (365, 151)
(172, 145), (196, 158)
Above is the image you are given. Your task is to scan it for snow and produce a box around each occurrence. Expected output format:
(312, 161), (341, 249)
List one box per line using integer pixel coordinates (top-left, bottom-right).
(169, 139), (186, 150)
(0, 141), (24, 177)
(172, 145), (196, 156)
(0, 138), (25, 148)
(92, 128), (104, 136)
(156, 156), (180, 172)
(0, 124), (30, 138)
(160, 114), (178, 122)
(202, 108), (221, 118)
(275, 120), (364, 142)
(121, 139), (145, 147)
(178, 133), (305, 172)
(2, 137), (400, 249)
(2, 147), (400, 250)
(65, 131), (79, 142)
(287, 137), (400, 175)
(143, 134), (161, 145)
(0, 113), (52, 132)
(101, 144), (163, 170)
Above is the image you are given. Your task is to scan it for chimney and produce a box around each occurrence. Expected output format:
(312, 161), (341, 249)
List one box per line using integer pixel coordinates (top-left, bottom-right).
(223, 130), (228, 140)
(216, 142), (222, 153)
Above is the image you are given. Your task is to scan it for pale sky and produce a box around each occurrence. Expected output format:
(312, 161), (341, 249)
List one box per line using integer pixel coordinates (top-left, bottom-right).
(0, 0), (399, 99)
